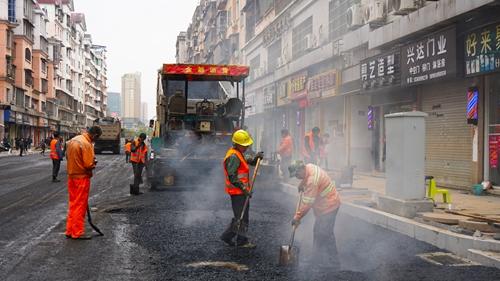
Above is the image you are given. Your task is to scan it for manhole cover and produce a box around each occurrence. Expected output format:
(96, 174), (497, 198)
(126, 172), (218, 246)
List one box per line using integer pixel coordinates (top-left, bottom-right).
(418, 252), (477, 266)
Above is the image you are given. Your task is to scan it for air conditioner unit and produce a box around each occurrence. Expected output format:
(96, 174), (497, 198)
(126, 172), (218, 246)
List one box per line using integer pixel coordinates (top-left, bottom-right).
(305, 34), (313, 50)
(365, 0), (386, 26)
(347, 4), (364, 30)
(388, 0), (419, 15)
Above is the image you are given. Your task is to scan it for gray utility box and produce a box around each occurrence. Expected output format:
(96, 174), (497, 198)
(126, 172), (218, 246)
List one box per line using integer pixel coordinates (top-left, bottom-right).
(385, 112), (428, 200)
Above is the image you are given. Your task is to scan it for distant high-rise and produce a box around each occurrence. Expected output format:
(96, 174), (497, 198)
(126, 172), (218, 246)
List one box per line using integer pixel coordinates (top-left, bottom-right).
(121, 73), (141, 127)
(141, 102), (148, 123)
(107, 92), (121, 118)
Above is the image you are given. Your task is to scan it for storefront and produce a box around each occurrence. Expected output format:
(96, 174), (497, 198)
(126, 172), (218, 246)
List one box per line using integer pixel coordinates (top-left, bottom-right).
(308, 69), (345, 170)
(465, 22), (500, 186)
(360, 49), (412, 172)
(401, 26), (476, 189)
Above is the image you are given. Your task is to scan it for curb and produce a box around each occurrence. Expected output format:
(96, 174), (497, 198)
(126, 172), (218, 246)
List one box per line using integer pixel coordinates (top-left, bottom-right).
(280, 181), (500, 269)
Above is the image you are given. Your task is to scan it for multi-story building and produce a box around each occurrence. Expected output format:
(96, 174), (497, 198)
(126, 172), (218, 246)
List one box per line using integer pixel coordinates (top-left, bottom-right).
(0, 0), (106, 144)
(106, 91), (121, 118)
(181, 0), (500, 191)
(39, 0), (75, 136)
(0, 0), (18, 141)
(176, 31), (188, 63)
(141, 102), (147, 124)
(121, 72), (141, 128)
(83, 34), (107, 126)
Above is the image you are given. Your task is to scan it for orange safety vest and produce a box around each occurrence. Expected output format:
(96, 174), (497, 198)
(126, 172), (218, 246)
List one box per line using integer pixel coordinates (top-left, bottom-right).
(302, 132), (316, 158)
(50, 139), (60, 160)
(223, 147), (250, 196)
(130, 140), (148, 163)
(279, 135), (293, 157)
(125, 142), (132, 153)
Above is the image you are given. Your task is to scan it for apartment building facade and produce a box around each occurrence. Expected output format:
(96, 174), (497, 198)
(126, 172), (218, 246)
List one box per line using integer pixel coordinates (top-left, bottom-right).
(0, 0), (108, 144)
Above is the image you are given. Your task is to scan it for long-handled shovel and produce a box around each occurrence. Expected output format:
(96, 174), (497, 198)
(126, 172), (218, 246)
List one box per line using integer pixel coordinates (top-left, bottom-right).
(235, 158), (262, 248)
(279, 191), (303, 266)
(87, 204), (104, 236)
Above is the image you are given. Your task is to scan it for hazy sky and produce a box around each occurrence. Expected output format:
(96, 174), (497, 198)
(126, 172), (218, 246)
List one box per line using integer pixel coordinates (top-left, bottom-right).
(76, 0), (199, 118)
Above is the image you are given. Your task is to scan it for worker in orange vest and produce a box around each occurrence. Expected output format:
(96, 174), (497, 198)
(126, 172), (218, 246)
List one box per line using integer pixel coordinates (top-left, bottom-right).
(50, 132), (64, 182)
(303, 127), (321, 164)
(278, 128), (293, 180)
(124, 139), (132, 163)
(220, 129), (263, 249)
(130, 133), (148, 195)
(65, 126), (102, 239)
(289, 160), (341, 267)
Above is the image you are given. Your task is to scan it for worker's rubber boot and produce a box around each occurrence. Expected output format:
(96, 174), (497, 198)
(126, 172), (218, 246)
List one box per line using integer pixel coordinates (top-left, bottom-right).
(130, 184), (141, 195)
(52, 177), (61, 183)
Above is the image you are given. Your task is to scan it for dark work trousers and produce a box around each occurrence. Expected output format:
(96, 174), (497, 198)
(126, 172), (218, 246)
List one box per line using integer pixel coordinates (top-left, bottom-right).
(313, 207), (340, 266)
(19, 147), (24, 157)
(132, 162), (145, 187)
(280, 156), (292, 179)
(125, 152), (130, 163)
(52, 159), (61, 180)
(221, 194), (250, 245)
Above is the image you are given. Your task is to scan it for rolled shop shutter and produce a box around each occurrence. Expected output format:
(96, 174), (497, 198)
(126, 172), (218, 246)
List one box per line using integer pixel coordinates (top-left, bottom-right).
(421, 80), (473, 190)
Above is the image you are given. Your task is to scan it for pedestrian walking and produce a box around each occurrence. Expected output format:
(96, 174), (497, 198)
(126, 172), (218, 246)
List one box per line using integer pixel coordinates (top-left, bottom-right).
(50, 132), (64, 182)
(278, 129), (293, 181)
(40, 139), (47, 156)
(19, 138), (25, 157)
(288, 160), (341, 267)
(220, 129), (263, 249)
(65, 126), (102, 240)
(27, 137), (32, 151)
(302, 127), (321, 164)
(129, 133), (148, 195)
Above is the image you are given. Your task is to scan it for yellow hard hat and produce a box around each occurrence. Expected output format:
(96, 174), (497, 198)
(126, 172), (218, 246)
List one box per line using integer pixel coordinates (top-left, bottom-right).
(232, 129), (253, 147)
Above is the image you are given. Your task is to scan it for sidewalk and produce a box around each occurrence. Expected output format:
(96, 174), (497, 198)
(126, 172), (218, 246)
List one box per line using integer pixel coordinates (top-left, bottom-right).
(281, 172), (500, 269)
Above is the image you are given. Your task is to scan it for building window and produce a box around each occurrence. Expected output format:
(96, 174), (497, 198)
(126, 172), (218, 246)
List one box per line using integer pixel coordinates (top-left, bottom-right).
(292, 16), (313, 59)
(24, 69), (33, 87)
(268, 39), (282, 71)
(42, 79), (48, 93)
(245, 0), (256, 42)
(25, 48), (31, 62)
(329, 0), (353, 41)
(23, 19), (34, 41)
(249, 55), (260, 80)
(275, 0), (293, 14)
(6, 88), (13, 104)
(16, 88), (24, 107)
(8, 0), (15, 22)
(6, 56), (14, 79)
(41, 59), (48, 74)
(6, 30), (13, 49)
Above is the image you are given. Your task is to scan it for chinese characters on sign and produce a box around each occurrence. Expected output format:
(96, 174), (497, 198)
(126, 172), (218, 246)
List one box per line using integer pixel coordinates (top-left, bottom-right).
(465, 23), (500, 76)
(263, 85), (276, 109)
(360, 51), (400, 90)
(308, 70), (339, 98)
(401, 27), (456, 86)
(289, 73), (308, 100)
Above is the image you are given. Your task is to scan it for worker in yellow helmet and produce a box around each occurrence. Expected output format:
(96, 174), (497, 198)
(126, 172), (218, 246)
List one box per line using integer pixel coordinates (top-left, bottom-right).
(220, 129), (263, 248)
